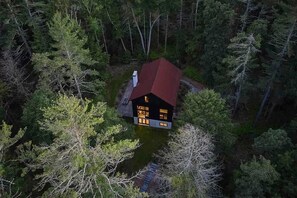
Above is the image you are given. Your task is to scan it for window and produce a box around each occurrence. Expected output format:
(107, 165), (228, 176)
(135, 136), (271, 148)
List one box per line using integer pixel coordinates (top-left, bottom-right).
(159, 109), (168, 120)
(160, 114), (167, 120)
(160, 122), (168, 127)
(139, 118), (149, 125)
(144, 96), (149, 103)
(137, 106), (149, 111)
(137, 106), (149, 118)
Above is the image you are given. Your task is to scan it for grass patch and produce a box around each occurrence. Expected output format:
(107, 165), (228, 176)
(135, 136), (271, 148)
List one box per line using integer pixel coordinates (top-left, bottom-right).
(183, 66), (204, 82)
(105, 67), (134, 106)
(121, 125), (170, 174)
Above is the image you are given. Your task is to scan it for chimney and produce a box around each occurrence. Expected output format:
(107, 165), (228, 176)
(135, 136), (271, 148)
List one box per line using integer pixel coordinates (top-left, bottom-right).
(132, 71), (138, 87)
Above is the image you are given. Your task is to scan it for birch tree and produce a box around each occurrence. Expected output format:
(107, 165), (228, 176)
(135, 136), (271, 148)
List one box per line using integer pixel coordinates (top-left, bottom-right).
(129, 2), (160, 57)
(156, 124), (221, 197)
(255, 12), (297, 124)
(224, 33), (261, 112)
(18, 95), (143, 197)
(33, 12), (100, 99)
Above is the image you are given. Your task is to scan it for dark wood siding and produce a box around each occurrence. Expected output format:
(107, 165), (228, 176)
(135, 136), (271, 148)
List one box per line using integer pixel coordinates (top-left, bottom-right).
(132, 93), (174, 122)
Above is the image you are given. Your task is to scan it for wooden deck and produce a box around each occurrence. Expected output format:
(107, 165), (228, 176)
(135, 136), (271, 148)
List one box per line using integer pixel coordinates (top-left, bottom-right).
(117, 80), (133, 117)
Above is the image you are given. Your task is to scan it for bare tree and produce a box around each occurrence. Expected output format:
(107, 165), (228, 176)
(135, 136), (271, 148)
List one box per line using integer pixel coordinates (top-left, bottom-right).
(129, 4), (160, 57)
(0, 47), (31, 99)
(156, 124), (221, 197)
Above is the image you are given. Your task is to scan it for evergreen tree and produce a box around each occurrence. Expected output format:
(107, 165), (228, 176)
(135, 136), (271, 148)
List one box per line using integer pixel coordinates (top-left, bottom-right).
(0, 122), (24, 196)
(179, 89), (235, 148)
(200, 0), (234, 85)
(223, 33), (261, 112)
(18, 95), (142, 197)
(253, 128), (293, 154)
(255, 5), (297, 124)
(235, 156), (280, 197)
(21, 89), (55, 144)
(33, 12), (103, 99)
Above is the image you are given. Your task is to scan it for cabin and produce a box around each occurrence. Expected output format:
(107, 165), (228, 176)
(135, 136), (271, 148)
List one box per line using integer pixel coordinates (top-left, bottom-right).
(129, 58), (182, 129)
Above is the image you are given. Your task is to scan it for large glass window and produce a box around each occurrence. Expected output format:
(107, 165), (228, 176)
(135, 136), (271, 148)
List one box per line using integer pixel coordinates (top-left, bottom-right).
(159, 109), (168, 120)
(137, 106), (149, 118)
(138, 118), (149, 125)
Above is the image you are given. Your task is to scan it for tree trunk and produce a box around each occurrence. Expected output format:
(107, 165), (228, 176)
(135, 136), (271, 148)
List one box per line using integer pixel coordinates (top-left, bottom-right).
(7, 1), (32, 56)
(164, 14), (169, 53)
(194, 0), (200, 30)
(99, 20), (108, 54)
(146, 14), (161, 58)
(179, 0), (183, 29)
(120, 38), (127, 52)
(234, 84), (242, 114)
(241, 0), (251, 32)
(128, 20), (134, 53)
(74, 75), (83, 101)
(106, 10), (127, 52)
(157, 15), (160, 49)
(131, 7), (146, 55)
(254, 20), (296, 125)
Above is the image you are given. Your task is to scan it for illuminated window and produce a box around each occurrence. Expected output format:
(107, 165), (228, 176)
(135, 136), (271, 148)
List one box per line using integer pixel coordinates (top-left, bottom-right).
(137, 106), (149, 111)
(144, 96), (149, 103)
(159, 109), (168, 120)
(159, 114), (167, 120)
(139, 118), (149, 125)
(160, 122), (168, 127)
(137, 106), (149, 118)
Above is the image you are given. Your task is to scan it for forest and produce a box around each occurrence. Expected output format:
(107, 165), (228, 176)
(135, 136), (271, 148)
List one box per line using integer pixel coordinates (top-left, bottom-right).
(0, 0), (297, 197)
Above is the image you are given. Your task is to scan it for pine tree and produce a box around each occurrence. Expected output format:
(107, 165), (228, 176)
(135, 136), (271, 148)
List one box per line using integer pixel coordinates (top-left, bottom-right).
(33, 12), (101, 99)
(200, 0), (234, 85)
(223, 33), (261, 112)
(0, 122), (24, 196)
(179, 89), (235, 148)
(255, 6), (297, 124)
(18, 95), (142, 197)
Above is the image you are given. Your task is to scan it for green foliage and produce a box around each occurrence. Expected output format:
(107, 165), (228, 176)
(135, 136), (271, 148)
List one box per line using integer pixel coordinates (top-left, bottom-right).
(0, 122), (24, 195)
(33, 12), (102, 97)
(274, 149), (297, 197)
(183, 66), (204, 82)
(18, 95), (141, 197)
(235, 156), (280, 198)
(21, 89), (55, 144)
(247, 19), (269, 39)
(0, 122), (25, 160)
(222, 32), (261, 109)
(201, 0), (234, 85)
(253, 128), (293, 154)
(179, 89), (235, 148)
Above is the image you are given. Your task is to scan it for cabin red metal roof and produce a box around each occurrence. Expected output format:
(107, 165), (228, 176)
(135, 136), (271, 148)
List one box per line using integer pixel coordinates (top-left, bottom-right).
(130, 58), (182, 106)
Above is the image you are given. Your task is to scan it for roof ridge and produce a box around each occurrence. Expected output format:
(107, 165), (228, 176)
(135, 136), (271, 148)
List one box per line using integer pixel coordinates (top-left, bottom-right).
(150, 58), (162, 93)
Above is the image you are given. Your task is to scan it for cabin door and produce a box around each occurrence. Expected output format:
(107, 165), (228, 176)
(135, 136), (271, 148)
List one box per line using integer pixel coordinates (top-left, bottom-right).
(138, 118), (149, 125)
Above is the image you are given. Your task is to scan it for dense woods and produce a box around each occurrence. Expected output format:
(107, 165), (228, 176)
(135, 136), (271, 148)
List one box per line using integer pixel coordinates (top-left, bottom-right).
(0, 0), (297, 197)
